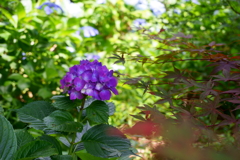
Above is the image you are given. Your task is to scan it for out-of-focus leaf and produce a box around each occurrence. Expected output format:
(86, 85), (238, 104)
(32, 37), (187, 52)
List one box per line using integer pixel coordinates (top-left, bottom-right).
(0, 8), (17, 28)
(16, 2), (26, 20)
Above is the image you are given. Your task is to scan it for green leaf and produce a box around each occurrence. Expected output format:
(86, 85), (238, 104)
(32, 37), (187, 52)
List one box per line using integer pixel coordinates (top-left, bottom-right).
(76, 149), (117, 160)
(0, 115), (17, 160)
(51, 155), (73, 160)
(86, 100), (109, 124)
(17, 78), (30, 90)
(106, 102), (116, 116)
(8, 73), (24, 80)
(21, 0), (32, 13)
(82, 124), (135, 158)
(51, 95), (82, 110)
(39, 135), (62, 155)
(16, 2), (26, 20)
(16, 101), (56, 130)
(74, 121), (92, 151)
(37, 87), (52, 99)
(0, 8), (17, 28)
(13, 141), (58, 160)
(15, 129), (34, 150)
(0, 106), (4, 115)
(44, 110), (83, 132)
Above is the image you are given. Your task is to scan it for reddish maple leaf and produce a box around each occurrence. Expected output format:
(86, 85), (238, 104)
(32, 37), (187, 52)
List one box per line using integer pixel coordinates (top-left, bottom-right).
(208, 60), (240, 73)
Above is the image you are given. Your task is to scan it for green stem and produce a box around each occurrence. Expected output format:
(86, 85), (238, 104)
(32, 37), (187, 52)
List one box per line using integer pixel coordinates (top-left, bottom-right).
(68, 95), (87, 157)
(78, 96), (86, 122)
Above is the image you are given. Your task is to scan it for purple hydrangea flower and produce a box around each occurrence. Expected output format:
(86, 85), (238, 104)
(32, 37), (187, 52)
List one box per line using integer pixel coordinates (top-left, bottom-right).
(76, 26), (99, 38)
(60, 60), (118, 101)
(22, 52), (26, 60)
(96, 0), (106, 4)
(149, 0), (166, 16)
(135, 0), (148, 10)
(85, 53), (100, 60)
(37, 2), (63, 15)
(133, 19), (147, 27)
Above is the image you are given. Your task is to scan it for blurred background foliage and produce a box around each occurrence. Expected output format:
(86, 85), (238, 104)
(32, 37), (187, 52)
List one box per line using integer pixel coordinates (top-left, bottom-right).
(0, 0), (239, 130)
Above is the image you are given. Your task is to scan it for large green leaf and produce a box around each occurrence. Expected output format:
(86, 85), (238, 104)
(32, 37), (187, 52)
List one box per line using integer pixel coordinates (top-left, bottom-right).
(86, 100), (109, 124)
(51, 95), (82, 110)
(16, 101), (56, 130)
(13, 141), (58, 160)
(44, 110), (83, 132)
(74, 121), (92, 151)
(0, 115), (17, 160)
(15, 129), (34, 150)
(82, 124), (135, 158)
(106, 102), (116, 116)
(51, 155), (73, 160)
(39, 135), (62, 155)
(75, 149), (117, 160)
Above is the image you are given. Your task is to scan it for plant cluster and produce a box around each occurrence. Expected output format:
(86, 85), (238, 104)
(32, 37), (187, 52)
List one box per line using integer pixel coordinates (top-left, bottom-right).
(115, 28), (240, 159)
(0, 60), (137, 160)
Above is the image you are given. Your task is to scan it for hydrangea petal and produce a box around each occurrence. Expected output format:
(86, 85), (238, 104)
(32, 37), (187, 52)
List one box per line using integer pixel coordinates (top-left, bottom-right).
(99, 90), (111, 100)
(74, 77), (85, 91)
(95, 83), (103, 91)
(70, 91), (84, 100)
(107, 77), (118, 88)
(110, 87), (118, 95)
(86, 88), (94, 96)
(93, 90), (100, 100)
(91, 71), (98, 82)
(82, 71), (92, 82)
(65, 73), (75, 83)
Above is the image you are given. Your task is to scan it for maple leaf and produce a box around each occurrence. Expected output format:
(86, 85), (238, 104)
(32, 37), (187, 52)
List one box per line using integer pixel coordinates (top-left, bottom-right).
(196, 97), (220, 115)
(192, 80), (218, 99)
(163, 67), (187, 83)
(109, 53), (125, 64)
(208, 60), (240, 73)
(154, 87), (176, 105)
(213, 69), (240, 82)
(222, 88), (240, 95)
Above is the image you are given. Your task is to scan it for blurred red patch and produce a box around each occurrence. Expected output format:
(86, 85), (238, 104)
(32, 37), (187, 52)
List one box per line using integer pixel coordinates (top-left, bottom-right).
(124, 121), (160, 138)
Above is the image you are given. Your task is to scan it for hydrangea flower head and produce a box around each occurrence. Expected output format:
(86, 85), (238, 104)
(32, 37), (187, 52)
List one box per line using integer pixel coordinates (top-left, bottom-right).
(133, 19), (147, 27)
(149, 0), (166, 16)
(77, 26), (99, 38)
(96, 0), (106, 4)
(60, 60), (118, 101)
(135, 0), (148, 10)
(84, 53), (100, 60)
(37, 2), (63, 15)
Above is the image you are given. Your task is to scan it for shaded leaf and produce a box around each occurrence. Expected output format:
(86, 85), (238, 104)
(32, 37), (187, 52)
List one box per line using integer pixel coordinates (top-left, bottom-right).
(0, 115), (17, 160)
(86, 100), (109, 124)
(16, 101), (56, 130)
(44, 110), (83, 132)
(13, 141), (58, 160)
(82, 124), (135, 158)
(51, 95), (82, 110)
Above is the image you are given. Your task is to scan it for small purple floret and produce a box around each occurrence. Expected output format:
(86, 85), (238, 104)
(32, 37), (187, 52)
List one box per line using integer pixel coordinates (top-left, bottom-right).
(37, 2), (63, 15)
(60, 60), (118, 101)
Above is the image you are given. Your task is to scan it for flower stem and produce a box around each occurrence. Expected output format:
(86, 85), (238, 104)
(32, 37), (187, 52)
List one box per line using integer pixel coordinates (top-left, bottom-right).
(68, 96), (87, 157)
